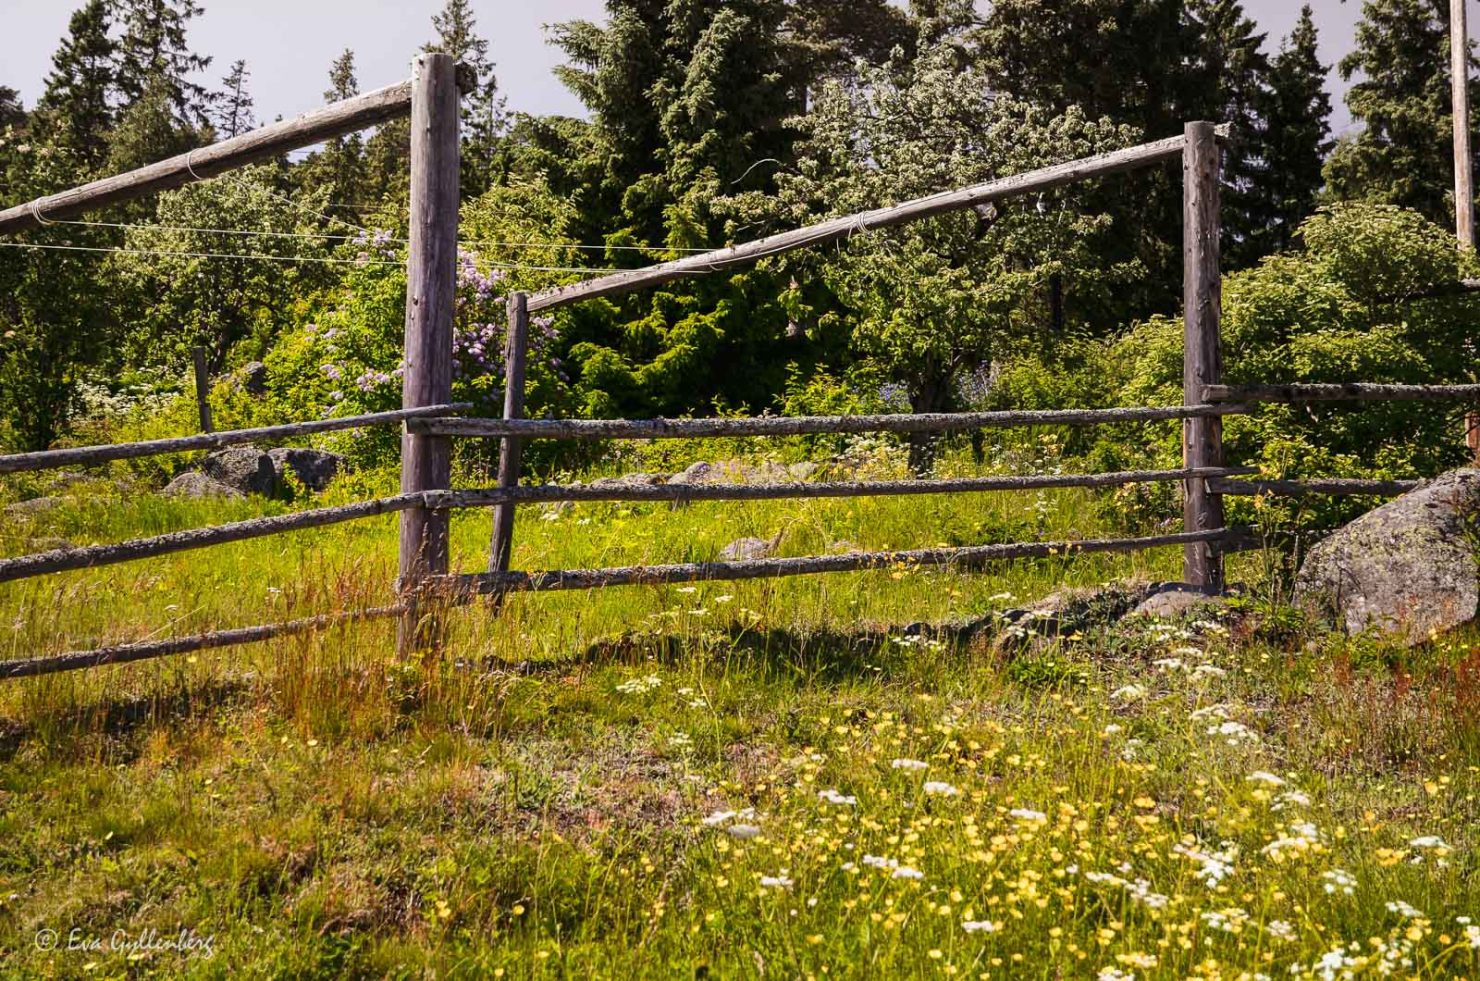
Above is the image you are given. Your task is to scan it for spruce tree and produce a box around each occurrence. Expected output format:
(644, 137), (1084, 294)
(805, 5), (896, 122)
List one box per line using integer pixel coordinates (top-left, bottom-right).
(425, 0), (506, 196)
(1256, 5), (1332, 255)
(300, 50), (367, 207)
(110, 0), (212, 125)
(212, 58), (254, 139)
(0, 88), (24, 131)
(1186, 0), (1272, 268)
(1324, 0), (1472, 223)
(34, 0), (116, 169)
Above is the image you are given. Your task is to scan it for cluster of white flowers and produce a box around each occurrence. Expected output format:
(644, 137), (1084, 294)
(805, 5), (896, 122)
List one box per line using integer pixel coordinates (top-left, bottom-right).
(923, 781), (960, 797)
(890, 758), (928, 772)
(1320, 868), (1356, 896)
(1172, 840), (1237, 888)
(1199, 907), (1250, 933)
(960, 919), (1002, 934)
(1265, 919), (1297, 942)
(1083, 870), (1169, 910)
(614, 674), (663, 695)
(1261, 821), (1322, 860)
(1008, 807), (1048, 823)
(817, 789), (857, 806)
(758, 874), (792, 889)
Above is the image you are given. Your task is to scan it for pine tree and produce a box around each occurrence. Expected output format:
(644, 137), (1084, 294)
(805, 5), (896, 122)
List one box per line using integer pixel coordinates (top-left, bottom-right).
(0, 87), (24, 131)
(424, 0), (506, 196)
(34, 0), (116, 169)
(212, 58), (254, 139)
(1324, 0), (1471, 223)
(1186, 0), (1272, 268)
(301, 50), (367, 206)
(1256, 5), (1332, 255)
(110, 0), (212, 126)
(107, 72), (193, 172)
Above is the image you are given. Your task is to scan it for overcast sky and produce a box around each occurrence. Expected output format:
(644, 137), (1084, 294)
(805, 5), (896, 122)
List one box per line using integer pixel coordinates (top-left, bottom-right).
(5, 1), (1473, 139)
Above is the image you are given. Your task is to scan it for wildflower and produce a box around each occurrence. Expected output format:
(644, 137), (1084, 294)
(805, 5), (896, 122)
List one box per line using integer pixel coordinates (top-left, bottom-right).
(1172, 841), (1237, 887)
(1408, 835), (1451, 851)
(891, 866), (925, 881)
(615, 675), (662, 695)
(1265, 920), (1297, 942)
(1320, 868), (1356, 895)
(961, 920), (1003, 934)
(1110, 684), (1146, 701)
(1096, 968), (1134, 981)
(1247, 771), (1285, 786)
(1190, 664), (1227, 678)
(1386, 900), (1424, 920)
(1272, 789), (1311, 811)
(818, 789), (857, 806)
(1200, 908), (1250, 933)
(728, 824), (762, 840)
(759, 875), (793, 889)
(923, 781), (960, 797)
(862, 854), (897, 870)
(1102, 723), (1123, 736)
(1009, 808), (1047, 823)
(891, 758), (928, 772)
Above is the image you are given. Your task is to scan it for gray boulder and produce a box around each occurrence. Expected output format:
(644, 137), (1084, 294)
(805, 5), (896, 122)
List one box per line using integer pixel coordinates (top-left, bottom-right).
(1130, 584), (1230, 619)
(666, 461), (722, 486)
(163, 471), (244, 500)
(1295, 468), (1480, 646)
(719, 531), (783, 561)
(268, 447), (345, 492)
(203, 447), (279, 497)
(591, 473), (666, 490)
(4, 496), (62, 518)
(235, 361), (269, 396)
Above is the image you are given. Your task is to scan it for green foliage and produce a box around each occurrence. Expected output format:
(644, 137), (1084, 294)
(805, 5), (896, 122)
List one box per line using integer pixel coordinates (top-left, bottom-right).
(1112, 203), (1477, 504)
(1325, 0), (1476, 224)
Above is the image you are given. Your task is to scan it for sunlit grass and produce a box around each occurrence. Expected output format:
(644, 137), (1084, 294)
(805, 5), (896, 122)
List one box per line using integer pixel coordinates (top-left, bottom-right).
(0, 449), (1476, 978)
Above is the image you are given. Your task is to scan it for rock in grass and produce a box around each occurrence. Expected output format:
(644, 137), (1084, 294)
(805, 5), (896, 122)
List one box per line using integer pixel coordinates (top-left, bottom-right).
(1295, 468), (1480, 646)
(3, 496), (62, 518)
(203, 447), (280, 497)
(268, 447), (344, 493)
(1130, 584), (1230, 619)
(163, 471), (244, 500)
(720, 531), (783, 561)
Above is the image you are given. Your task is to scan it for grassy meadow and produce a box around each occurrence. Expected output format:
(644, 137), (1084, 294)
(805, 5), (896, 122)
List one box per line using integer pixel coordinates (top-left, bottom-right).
(1, 442), (1478, 978)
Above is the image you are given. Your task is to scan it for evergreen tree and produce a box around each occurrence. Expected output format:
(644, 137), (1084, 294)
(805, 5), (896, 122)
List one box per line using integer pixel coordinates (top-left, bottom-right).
(1324, 0), (1473, 223)
(1255, 6), (1332, 255)
(424, 0), (506, 196)
(110, 0), (212, 125)
(0, 88), (23, 131)
(300, 50), (367, 208)
(212, 58), (254, 138)
(1186, 0), (1272, 268)
(107, 72), (193, 172)
(34, 0), (116, 169)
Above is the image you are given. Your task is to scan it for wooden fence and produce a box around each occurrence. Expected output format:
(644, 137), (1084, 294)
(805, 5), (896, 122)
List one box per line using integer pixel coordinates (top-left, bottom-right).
(3, 60), (1479, 679)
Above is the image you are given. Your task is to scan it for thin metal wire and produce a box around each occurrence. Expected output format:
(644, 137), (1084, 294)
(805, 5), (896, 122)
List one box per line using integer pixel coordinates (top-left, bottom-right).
(0, 240), (629, 274)
(37, 216), (719, 254)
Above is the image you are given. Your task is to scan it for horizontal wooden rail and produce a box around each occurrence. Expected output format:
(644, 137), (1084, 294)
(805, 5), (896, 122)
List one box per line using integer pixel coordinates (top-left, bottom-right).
(0, 404), (472, 475)
(0, 79), (429, 235)
(0, 605), (405, 680)
(435, 528), (1251, 597)
(1210, 477), (1421, 497)
(1204, 383), (1480, 403)
(0, 494), (422, 584)
(413, 404), (1250, 441)
(434, 467), (1256, 508)
(526, 129), (1229, 313)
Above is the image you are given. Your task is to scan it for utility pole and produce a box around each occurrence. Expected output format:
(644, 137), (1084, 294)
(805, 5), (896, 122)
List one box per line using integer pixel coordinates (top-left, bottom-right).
(1454, 0), (1474, 247)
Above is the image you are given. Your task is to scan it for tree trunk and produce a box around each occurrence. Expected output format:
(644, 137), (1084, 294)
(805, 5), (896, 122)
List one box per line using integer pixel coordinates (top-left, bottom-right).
(907, 366), (951, 475)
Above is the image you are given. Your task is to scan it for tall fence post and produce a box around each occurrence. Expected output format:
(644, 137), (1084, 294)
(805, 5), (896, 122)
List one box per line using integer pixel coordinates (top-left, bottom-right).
(397, 52), (460, 654)
(489, 292), (529, 585)
(191, 345), (213, 433)
(1182, 120), (1225, 591)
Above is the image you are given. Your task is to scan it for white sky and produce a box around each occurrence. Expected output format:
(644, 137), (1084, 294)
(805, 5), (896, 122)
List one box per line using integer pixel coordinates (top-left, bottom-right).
(1, 0), (1461, 138)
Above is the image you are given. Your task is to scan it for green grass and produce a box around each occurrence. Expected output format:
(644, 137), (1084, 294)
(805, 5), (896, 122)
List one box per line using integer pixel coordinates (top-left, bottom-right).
(1, 450), (1478, 978)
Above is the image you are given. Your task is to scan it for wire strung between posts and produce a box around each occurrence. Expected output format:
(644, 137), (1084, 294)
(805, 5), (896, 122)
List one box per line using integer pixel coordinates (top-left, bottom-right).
(34, 217), (721, 254)
(0, 241), (628, 275)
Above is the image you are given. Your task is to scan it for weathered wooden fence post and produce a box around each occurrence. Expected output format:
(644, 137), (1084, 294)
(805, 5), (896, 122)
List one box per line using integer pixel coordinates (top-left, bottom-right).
(397, 52), (460, 654)
(191, 345), (213, 433)
(489, 291), (529, 585)
(1182, 120), (1225, 591)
